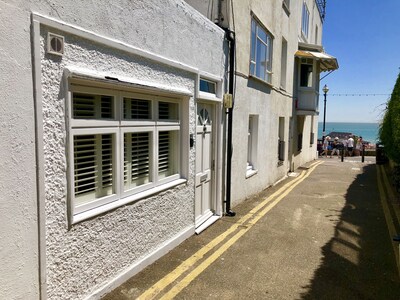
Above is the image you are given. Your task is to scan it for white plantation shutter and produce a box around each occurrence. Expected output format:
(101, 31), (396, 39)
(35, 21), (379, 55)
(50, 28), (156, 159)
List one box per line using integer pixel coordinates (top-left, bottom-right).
(158, 101), (178, 120)
(124, 98), (151, 120)
(74, 134), (114, 206)
(100, 96), (113, 119)
(158, 131), (179, 178)
(73, 93), (114, 119)
(124, 132), (151, 190)
(74, 135), (96, 198)
(101, 134), (113, 192)
(158, 131), (170, 176)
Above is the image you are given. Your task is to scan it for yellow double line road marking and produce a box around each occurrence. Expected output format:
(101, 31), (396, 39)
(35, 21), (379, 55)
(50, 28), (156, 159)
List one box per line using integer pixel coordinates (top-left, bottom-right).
(376, 164), (400, 276)
(139, 161), (324, 300)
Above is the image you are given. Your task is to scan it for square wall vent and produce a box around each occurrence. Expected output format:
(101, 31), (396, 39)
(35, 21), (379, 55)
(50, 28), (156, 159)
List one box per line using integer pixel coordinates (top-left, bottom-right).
(47, 32), (64, 56)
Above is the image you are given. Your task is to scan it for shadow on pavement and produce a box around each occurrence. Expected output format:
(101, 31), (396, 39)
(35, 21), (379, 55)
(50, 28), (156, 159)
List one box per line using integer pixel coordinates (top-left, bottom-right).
(300, 164), (400, 300)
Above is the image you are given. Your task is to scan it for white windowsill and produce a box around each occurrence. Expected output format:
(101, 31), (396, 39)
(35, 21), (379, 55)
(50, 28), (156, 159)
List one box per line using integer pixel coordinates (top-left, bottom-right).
(249, 74), (273, 88)
(246, 169), (258, 179)
(71, 178), (187, 224)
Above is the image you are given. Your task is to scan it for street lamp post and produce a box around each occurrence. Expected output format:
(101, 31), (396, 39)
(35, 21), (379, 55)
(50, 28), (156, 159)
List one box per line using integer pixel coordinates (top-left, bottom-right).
(322, 84), (329, 141)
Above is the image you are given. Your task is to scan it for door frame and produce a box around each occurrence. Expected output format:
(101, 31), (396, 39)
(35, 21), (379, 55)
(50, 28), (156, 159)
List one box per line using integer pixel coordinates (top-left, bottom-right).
(194, 98), (223, 231)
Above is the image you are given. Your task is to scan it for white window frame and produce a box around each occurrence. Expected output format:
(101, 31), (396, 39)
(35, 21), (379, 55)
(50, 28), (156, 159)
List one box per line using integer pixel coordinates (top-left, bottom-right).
(67, 81), (186, 223)
(246, 115), (258, 178)
(250, 17), (273, 84)
(310, 116), (315, 146)
(302, 2), (310, 39)
(280, 38), (288, 90)
(299, 58), (315, 88)
(278, 117), (285, 162)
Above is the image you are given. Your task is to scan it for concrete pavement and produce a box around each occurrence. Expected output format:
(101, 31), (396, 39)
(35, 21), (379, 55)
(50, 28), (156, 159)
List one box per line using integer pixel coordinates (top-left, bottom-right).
(103, 157), (400, 300)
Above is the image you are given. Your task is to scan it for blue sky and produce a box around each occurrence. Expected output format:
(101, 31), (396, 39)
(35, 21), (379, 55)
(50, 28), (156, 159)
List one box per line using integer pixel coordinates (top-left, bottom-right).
(319, 0), (400, 123)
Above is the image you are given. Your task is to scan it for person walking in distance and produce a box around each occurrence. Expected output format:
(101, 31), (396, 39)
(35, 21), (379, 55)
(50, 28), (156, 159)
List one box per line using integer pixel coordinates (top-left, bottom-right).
(347, 135), (354, 157)
(343, 136), (348, 156)
(330, 137), (340, 158)
(355, 136), (363, 156)
(321, 136), (331, 158)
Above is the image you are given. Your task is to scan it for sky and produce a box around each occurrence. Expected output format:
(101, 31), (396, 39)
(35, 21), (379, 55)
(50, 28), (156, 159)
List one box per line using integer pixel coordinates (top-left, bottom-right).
(319, 0), (400, 123)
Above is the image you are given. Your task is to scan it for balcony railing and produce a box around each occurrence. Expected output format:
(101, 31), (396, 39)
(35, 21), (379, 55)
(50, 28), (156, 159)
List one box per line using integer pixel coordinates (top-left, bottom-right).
(315, 0), (326, 22)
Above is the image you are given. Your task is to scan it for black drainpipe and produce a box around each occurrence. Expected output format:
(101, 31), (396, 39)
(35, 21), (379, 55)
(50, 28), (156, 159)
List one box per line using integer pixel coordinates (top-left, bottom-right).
(224, 29), (236, 217)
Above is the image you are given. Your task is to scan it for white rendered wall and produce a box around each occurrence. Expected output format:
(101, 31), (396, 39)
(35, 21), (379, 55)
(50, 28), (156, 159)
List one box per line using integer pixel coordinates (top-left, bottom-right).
(0, 1), (225, 299)
(226, 0), (298, 205)
(223, 0), (324, 204)
(0, 1), (39, 299)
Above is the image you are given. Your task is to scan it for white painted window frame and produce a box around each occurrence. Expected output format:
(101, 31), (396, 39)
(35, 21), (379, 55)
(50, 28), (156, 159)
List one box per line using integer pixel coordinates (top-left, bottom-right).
(67, 82), (186, 224)
(299, 58), (315, 89)
(302, 2), (310, 40)
(246, 115), (259, 178)
(250, 17), (273, 84)
(280, 38), (288, 90)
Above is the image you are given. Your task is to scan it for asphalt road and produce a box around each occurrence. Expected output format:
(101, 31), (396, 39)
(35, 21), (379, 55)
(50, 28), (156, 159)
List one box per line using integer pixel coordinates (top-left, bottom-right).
(103, 157), (400, 300)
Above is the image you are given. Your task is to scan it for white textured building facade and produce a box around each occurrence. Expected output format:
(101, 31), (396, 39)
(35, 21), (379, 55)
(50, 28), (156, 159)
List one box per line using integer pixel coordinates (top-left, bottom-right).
(0, 1), (226, 299)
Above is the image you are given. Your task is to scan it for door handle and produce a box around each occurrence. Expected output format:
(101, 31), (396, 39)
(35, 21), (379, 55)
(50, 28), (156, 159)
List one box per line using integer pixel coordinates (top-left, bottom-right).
(200, 173), (208, 183)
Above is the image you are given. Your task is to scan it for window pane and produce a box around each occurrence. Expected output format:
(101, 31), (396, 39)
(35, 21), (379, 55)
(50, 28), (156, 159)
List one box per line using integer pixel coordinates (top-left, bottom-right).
(159, 101), (179, 120)
(302, 3), (309, 37)
(123, 98), (151, 120)
(158, 131), (179, 178)
(74, 134), (114, 206)
(199, 79), (216, 94)
(256, 40), (267, 80)
(73, 93), (114, 119)
(124, 132), (151, 190)
(300, 64), (313, 87)
(247, 117), (252, 165)
(251, 20), (256, 62)
(257, 25), (267, 43)
(250, 18), (273, 82)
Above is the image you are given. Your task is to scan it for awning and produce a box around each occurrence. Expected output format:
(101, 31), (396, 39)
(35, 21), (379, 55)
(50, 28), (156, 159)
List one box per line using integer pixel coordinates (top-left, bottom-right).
(295, 50), (339, 71)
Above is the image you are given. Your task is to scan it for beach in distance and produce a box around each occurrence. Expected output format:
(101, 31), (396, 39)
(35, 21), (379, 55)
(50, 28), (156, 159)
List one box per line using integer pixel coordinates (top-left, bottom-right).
(318, 122), (379, 143)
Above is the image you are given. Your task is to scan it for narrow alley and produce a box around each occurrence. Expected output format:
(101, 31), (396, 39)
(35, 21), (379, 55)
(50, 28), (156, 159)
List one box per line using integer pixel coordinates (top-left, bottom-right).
(103, 157), (400, 299)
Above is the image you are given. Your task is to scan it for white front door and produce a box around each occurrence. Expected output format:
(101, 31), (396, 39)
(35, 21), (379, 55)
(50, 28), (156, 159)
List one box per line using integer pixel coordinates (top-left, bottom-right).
(195, 103), (214, 227)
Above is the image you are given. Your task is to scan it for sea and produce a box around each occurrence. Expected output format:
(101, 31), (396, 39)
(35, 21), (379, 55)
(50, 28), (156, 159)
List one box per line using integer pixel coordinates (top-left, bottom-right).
(317, 122), (380, 143)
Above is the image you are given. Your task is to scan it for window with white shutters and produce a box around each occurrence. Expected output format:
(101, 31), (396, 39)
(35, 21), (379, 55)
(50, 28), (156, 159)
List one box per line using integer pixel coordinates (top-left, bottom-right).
(68, 83), (183, 222)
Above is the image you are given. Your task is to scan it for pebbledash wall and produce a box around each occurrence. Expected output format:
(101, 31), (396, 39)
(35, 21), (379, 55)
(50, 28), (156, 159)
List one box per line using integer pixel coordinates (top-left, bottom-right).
(0, 1), (225, 299)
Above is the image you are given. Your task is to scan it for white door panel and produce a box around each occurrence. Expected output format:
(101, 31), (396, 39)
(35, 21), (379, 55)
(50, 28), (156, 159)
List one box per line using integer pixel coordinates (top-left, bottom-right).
(195, 103), (214, 228)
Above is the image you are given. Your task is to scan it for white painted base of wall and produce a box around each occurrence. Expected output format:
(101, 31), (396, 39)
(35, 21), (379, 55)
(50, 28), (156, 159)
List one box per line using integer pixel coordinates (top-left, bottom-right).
(195, 215), (221, 234)
(85, 225), (195, 300)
